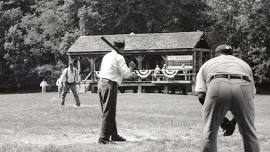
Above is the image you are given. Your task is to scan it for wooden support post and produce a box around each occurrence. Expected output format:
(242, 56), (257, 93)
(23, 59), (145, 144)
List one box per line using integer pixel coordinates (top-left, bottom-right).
(68, 55), (72, 62)
(192, 50), (197, 94)
(135, 55), (145, 93)
(161, 55), (167, 66)
(199, 51), (203, 68)
(136, 55), (144, 70)
(77, 58), (81, 81)
(87, 57), (96, 93)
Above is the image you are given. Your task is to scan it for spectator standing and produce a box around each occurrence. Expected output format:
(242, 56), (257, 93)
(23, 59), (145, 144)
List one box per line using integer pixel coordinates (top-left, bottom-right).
(40, 78), (48, 93)
(56, 77), (63, 98)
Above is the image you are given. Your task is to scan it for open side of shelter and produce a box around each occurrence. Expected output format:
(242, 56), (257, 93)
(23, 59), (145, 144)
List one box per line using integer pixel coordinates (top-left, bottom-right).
(67, 31), (213, 94)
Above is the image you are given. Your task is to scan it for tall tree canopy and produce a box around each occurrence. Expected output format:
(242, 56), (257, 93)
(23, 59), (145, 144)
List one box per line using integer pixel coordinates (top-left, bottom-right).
(0, 0), (269, 92)
(206, 0), (270, 92)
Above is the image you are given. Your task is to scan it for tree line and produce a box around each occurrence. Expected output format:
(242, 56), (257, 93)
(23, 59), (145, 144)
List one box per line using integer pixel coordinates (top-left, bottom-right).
(0, 0), (269, 93)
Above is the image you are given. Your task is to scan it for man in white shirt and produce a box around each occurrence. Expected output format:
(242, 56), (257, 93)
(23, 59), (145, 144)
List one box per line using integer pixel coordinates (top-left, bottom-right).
(60, 61), (81, 106)
(98, 41), (136, 144)
(40, 78), (48, 93)
(56, 77), (63, 98)
(153, 65), (161, 81)
(195, 44), (260, 152)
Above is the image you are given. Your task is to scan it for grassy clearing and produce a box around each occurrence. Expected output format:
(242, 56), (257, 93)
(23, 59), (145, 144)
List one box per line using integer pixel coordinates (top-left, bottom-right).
(0, 92), (269, 152)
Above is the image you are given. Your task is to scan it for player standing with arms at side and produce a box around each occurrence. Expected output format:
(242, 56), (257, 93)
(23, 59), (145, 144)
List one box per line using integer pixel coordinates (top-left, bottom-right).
(60, 61), (81, 107)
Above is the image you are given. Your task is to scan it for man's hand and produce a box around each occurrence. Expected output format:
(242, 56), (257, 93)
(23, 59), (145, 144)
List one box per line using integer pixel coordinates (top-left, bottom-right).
(197, 92), (206, 105)
(197, 92), (236, 136)
(221, 117), (237, 136)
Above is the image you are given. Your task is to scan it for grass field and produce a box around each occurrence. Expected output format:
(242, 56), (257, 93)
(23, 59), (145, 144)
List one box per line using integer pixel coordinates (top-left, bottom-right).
(0, 92), (269, 152)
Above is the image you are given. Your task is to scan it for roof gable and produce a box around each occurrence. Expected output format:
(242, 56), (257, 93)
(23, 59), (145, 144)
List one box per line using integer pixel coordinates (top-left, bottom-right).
(67, 31), (208, 54)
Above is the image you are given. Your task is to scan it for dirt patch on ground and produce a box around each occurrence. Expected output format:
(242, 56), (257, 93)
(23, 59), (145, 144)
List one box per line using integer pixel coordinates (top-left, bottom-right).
(0, 128), (161, 146)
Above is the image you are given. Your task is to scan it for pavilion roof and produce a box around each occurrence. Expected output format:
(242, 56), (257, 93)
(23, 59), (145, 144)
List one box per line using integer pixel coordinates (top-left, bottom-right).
(67, 31), (210, 55)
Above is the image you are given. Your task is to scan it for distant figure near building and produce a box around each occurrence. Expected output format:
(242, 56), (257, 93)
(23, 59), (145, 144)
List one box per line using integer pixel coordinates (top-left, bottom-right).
(40, 78), (48, 93)
(154, 65), (161, 81)
(162, 64), (167, 80)
(60, 61), (81, 107)
(56, 77), (63, 98)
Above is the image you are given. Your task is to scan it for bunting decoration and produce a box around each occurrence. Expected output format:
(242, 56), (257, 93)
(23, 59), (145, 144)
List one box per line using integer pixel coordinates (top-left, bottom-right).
(161, 69), (178, 78)
(135, 70), (152, 78)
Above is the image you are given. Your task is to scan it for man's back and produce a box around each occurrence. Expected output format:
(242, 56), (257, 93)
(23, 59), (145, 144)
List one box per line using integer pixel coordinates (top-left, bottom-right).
(195, 54), (255, 93)
(202, 55), (251, 79)
(99, 51), (132, 85)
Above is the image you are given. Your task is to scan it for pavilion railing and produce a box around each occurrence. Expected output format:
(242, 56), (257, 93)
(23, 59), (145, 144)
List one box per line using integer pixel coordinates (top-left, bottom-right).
(88, 68), (194, 83)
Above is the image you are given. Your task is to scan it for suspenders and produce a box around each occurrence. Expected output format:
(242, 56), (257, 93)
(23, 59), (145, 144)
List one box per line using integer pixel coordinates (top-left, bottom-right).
(65, 68), (77, 83)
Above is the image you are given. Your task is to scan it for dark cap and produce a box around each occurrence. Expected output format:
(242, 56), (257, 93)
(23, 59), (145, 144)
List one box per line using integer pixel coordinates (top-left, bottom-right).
(215, 44), (233, 54)
(114, 41), (125, 48)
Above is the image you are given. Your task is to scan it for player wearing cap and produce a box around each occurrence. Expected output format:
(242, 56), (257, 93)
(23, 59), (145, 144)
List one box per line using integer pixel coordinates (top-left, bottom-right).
(195, 44), (260, 152)
(60, 61), (81, 107)
(97, 41), (136, 144)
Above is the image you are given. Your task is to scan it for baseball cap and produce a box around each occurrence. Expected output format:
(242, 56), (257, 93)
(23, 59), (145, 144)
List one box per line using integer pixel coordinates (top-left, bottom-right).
(114, 41), (125, 48)
(215, 44), (233, 53)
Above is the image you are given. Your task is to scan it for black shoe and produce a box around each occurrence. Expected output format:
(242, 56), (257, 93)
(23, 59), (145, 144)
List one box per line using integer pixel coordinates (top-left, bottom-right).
(61, 102), (65, 106)
(98, 138), (110, 144)
(111, 135), (126, 142)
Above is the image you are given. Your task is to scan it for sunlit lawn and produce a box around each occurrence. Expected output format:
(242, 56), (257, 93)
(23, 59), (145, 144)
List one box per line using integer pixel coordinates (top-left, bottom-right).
(0, 92), (269, 152)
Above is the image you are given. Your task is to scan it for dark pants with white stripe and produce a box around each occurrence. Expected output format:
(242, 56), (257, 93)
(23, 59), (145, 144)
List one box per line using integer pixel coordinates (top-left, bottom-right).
(98, 78), (118, 139)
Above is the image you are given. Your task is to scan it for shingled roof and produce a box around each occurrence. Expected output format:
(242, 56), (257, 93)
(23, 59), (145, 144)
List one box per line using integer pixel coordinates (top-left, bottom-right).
(67, 31), (210, 55)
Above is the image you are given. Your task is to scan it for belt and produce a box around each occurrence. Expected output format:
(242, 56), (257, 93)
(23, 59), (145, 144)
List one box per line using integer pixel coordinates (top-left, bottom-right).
(65, 82), (76, 85)
(210, 74), (251, 82)
(100, 78), (117, 86)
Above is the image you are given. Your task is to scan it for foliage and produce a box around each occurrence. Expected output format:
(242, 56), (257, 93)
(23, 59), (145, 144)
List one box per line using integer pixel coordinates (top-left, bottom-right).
(206, 0), (270, 92)
(0, 0), (270, 92)
(34, 61), (66, 90)
(0, 0), (210, 91)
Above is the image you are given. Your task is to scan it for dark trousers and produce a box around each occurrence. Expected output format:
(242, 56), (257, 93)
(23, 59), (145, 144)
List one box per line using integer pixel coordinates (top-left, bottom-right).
(61, 82), (80, 106)
(98, 78), (118, 139)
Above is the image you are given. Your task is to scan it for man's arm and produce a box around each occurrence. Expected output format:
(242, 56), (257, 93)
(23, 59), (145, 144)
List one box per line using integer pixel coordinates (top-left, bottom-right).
(249, 68), (256, 96)
(75, 68), (80, 83)
(118, 55), (137, 79)
(197, 92), (206, 105)
(60, 68), (67, 84)
(196, 87), (237, 136)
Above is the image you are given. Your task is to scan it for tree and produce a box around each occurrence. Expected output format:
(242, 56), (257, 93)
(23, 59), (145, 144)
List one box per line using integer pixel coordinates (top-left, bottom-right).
(76, 0), (211, 35)
(206, 0), (270, 92)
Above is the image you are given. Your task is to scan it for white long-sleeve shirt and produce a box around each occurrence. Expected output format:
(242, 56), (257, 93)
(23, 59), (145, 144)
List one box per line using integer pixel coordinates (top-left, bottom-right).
(40, 80), (48, 87)
(60, 67), (79, 83)
(195, 55), (256, 94)
(99, 50), (132, 85)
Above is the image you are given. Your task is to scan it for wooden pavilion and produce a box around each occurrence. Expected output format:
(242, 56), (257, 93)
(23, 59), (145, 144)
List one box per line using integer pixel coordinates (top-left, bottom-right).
(67, 31), (213, 94)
